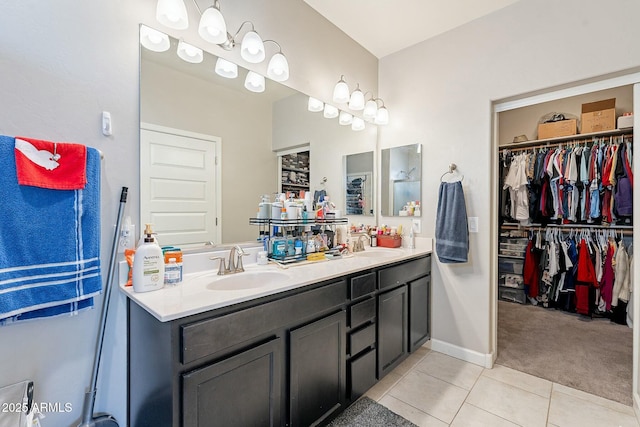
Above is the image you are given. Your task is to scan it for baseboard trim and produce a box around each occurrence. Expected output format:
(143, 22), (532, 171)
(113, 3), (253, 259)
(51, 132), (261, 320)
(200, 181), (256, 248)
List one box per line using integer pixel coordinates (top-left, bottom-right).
(430, 339), (493, 368)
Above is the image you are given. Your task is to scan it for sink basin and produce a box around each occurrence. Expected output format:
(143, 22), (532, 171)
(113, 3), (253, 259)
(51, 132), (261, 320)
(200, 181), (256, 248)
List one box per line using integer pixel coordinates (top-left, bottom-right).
(355, 249), (399, 258)
(206, 271), (289, 291)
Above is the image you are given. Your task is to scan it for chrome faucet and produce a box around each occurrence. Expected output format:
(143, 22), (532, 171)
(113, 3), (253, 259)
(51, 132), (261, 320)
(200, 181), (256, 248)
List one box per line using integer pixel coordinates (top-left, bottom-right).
(210, 245), (248, 275)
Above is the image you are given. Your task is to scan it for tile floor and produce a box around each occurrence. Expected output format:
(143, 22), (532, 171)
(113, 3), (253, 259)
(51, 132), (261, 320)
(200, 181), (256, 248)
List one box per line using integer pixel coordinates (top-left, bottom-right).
(367, 345), (639, 427)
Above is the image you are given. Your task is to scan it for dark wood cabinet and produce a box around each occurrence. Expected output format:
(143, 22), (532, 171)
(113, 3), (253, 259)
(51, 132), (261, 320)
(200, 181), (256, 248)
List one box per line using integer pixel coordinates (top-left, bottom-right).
(128, 255), (431, 427)
(377, 285), (408, 378)
(409, 275), (431, 352)
(290, 310), (346, 427)
(182, 338), (282, 427)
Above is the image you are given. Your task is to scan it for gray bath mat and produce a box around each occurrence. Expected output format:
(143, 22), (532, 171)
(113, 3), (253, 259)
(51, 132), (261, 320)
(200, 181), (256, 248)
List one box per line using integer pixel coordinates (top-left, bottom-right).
(327, 397), (418, 427)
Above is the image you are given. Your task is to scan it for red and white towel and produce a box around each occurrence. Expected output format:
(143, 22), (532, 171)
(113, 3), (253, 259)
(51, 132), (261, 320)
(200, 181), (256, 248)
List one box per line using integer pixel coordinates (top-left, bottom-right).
(14, 136), (87, 190)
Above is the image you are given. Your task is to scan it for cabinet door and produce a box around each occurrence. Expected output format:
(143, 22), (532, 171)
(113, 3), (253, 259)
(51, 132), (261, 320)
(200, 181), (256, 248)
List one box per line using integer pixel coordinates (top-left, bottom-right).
(409, 275), (430, 352)
(182, 338), (282, 427)
(290, 310), (346, 427)
(377, 285), (408, 378)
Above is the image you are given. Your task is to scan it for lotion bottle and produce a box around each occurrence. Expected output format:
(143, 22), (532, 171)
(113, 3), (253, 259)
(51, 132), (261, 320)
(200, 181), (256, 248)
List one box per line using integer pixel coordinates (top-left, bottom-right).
(133, 224), (165, 293)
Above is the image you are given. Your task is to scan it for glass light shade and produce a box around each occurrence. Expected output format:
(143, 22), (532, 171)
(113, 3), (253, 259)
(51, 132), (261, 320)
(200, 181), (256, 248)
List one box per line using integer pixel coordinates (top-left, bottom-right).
(363, 99), (378, 120)
(198, 6), (227, 44)
(323, 104), (339, 119)
(240, 31), (265, 63)
(177, 40), (203, 63)
(139, 25), (170, 52)
(332, 79), (350, 103)
(215, 57), (238, 79)
(156, 0), (188, 30)
(339, 111), (353, 125)
(244, 71), (265, 92)
(267, 53), (289, 82)
(348, 88), (365, 110)
(375, 106), (389, 125)
(308, 97), (324, 112)
(351, 117), (365, 131)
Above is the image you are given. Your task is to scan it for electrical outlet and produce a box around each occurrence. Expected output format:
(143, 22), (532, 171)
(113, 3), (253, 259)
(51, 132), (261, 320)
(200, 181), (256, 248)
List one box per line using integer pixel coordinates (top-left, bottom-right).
(117, 223), (135, 254)
(412, 219), (421, 234)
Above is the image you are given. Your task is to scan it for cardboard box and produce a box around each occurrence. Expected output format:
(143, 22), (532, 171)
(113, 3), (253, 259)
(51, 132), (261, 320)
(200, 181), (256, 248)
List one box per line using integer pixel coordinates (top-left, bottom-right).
(581, 98), (616, 133)
(618, 113), (634, 129)
(537, 119), (577, 140)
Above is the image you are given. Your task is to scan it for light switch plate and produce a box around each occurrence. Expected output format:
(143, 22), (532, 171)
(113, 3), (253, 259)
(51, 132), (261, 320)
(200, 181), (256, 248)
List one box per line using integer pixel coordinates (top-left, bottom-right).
(412, 219), (421, 234)
(468, 217), (479, 233)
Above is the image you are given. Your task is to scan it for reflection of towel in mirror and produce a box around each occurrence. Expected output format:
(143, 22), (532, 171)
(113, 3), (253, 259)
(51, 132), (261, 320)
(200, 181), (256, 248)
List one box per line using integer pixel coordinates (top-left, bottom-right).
(0, 135), (102, 324)
(435, 181), (469, 263)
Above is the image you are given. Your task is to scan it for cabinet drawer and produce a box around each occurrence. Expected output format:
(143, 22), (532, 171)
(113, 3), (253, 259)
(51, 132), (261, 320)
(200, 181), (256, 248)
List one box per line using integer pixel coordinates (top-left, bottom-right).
(349, 348), (376, 399)
(378, 256), (431, 290)
(349, 323), (375, 356)
(181, 280), (347, 364)
(350, 297), (375, 329)
(350, 272), (376, 299)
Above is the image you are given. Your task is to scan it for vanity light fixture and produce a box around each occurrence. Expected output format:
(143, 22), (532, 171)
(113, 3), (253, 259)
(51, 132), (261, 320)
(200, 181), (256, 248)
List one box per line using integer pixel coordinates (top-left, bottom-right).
(363, 95), (378, 121)
(244, 71), (265, 92)
(374, 100), (389, 125)
(198, 0), (227, 44)
(214, 57), (238, 78)
(351, 117), (365, 131)
(264, 40), (289, 82)
(156, 0), (189, 30)
(177, 39), (204, 63)
(308, 97), (324, 112)
(139, 25), (170, 52)
(323, 104), (339, 119)
(237, 23), (265, 63)
(339, 111), (353, 126)
(332, 76), (350, 104)
(348, 84), (365, 111)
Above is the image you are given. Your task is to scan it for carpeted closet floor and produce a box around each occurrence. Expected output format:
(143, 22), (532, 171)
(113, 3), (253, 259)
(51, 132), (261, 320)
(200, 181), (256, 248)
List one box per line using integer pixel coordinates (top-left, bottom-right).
(496, 300), (633, 406)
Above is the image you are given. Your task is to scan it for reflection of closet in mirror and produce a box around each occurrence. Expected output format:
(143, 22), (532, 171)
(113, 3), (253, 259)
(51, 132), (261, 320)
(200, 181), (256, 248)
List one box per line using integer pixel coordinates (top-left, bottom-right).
(345, 152), (374, 216)
(279, 148), (310, 197)
(381, 144), (422, 216)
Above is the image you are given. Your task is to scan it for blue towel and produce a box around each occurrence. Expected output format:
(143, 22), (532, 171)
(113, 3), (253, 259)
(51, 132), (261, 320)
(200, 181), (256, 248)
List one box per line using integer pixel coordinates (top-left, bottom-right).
(0, 135), (101, 324)
(435, 181), (469, 263)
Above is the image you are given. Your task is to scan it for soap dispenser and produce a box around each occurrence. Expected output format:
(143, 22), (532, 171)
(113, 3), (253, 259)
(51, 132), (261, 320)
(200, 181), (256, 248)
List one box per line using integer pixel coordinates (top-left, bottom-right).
(132, 224), (165, 293)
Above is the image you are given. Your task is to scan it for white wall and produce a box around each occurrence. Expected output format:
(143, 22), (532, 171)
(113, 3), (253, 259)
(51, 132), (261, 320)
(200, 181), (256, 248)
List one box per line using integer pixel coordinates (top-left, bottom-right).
(379, 0), (640, 362)
(0, 1), (377, 425)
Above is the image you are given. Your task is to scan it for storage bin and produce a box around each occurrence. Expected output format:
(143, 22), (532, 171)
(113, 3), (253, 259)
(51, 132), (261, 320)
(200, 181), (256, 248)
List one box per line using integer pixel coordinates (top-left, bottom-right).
(500, 274), (524, 289)
(499, 286), (526, 304)
(498, 258), (524, 275)
(377, 234), (402, 248)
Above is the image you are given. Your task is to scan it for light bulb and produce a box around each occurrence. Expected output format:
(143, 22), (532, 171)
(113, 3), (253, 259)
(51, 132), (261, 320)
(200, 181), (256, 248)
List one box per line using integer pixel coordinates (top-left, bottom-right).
(267, 53), (289, 82)
(240, 31), (265, 63)
(215, 57), (238, 79)
(139, 25), (170, 52)
(244, 71), (265, 92)
(198, 6), (227, 44)
(323, 104), (339, 119)
(339, 111), (353, 125)
(332, 77), (349, 103)
(156, 0), (189, 30)
(308, 97), (324, 112)
(177, 40), (203, 63)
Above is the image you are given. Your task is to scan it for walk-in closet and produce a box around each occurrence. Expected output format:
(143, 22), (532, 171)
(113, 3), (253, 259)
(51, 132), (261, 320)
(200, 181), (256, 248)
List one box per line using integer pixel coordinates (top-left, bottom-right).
(495, 83), (635, 406)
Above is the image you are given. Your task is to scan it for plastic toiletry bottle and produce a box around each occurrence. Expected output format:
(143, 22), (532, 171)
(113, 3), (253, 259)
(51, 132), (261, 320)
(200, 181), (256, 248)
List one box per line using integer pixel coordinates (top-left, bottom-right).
(164, 258), (181, 286)
(133, 224), (165, 293)
(408, 226), (415, 249)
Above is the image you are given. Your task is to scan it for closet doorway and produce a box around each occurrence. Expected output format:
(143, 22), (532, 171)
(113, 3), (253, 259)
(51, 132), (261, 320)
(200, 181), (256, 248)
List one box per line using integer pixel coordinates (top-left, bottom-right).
(491, 75), (639, 407)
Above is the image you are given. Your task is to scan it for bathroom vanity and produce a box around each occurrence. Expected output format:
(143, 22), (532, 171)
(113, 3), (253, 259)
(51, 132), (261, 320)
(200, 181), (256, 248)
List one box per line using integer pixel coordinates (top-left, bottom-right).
(124, 245), (431, 427)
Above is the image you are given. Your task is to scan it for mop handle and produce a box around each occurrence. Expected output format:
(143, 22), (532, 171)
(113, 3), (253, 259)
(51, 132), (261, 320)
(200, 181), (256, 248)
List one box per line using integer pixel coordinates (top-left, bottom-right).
(82, 187), (128, 424)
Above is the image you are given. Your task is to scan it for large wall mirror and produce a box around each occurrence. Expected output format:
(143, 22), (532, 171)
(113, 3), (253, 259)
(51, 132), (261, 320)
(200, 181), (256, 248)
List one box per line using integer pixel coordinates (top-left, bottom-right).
(381, 144), (422, 216)
(344, 152), (374, 216)
(140, 27), (378, 246)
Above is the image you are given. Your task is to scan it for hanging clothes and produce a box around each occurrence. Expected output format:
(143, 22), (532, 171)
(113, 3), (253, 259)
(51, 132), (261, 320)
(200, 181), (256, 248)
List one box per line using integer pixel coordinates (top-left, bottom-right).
(575, 239), (598, 316)
(523, 238), (541, 298)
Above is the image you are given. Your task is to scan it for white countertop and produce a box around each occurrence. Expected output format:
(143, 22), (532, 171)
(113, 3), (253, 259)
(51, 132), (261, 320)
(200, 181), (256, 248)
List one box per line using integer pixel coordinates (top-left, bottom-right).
(120, 238), (432, 322)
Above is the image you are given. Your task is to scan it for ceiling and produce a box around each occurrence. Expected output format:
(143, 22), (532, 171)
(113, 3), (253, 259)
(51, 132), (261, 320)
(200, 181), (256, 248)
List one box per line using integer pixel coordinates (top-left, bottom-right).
(304, 0), (521, 58)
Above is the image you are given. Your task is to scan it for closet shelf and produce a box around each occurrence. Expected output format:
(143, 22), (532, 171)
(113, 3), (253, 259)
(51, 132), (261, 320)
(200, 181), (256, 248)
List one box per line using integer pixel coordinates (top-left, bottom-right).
(501, 223), (633, 232)
(498, 127), (633, 151)
(498, 254), (525, 260)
